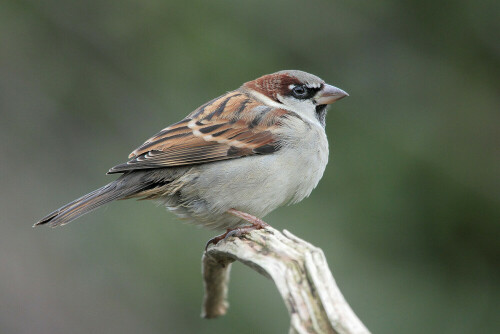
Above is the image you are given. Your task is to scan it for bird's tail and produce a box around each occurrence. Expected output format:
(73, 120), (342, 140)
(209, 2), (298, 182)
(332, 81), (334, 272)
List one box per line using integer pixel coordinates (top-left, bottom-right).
(34, 175), (150, 228)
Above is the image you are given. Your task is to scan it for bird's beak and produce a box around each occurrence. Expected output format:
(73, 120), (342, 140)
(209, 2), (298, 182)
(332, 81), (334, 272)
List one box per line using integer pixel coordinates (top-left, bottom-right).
(315, 84), (349, 105)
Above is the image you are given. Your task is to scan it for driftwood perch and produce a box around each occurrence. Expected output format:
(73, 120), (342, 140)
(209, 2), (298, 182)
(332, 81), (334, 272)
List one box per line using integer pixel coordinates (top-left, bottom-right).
(202, 226), (371, 334)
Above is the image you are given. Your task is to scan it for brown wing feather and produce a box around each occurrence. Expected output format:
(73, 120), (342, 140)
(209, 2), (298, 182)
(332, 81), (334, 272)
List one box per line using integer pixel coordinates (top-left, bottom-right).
(108, 91), (289, 174)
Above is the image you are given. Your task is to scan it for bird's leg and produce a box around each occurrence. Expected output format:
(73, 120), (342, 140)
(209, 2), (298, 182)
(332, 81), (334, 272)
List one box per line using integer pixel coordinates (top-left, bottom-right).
(226, 209), (270, 228)
(205, 209), (270, 250)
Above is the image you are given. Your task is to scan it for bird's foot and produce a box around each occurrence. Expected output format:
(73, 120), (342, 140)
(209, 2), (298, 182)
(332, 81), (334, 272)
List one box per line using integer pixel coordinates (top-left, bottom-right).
(205, 228), (232, 250)
(205, 209), (270, 250)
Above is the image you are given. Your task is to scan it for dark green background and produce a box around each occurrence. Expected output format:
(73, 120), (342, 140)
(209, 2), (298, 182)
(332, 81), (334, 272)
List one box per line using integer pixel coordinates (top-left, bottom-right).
(1, 0), (498, 333)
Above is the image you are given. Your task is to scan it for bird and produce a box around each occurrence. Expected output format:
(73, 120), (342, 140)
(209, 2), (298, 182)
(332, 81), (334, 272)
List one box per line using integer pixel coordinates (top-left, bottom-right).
(35, 70), (348, 244)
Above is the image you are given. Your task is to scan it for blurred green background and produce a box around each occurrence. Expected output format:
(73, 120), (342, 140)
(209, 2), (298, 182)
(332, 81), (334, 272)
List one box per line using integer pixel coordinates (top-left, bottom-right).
(1, 0), (499, 333)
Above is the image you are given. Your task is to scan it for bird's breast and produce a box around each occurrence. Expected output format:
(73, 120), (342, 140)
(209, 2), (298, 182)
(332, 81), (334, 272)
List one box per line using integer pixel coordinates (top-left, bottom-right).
(160, 121), (329, 229)
(282, 123), (329, 204)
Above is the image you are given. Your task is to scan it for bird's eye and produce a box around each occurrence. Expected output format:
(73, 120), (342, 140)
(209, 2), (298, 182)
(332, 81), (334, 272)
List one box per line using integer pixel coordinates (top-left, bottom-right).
(291, 85), (309, 99)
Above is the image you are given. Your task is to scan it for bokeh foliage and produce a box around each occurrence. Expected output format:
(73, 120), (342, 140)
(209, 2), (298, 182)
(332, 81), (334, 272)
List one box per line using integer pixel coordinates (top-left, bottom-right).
(0, 0), (498, 333)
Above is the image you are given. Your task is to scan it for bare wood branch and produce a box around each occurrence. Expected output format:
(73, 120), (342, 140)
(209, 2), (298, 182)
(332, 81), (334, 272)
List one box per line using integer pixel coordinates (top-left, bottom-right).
(201, 226), (371, 334)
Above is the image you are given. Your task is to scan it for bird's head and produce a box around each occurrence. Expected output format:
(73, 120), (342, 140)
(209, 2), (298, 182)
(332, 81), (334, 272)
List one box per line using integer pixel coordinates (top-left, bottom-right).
(243, 70), (348, 127)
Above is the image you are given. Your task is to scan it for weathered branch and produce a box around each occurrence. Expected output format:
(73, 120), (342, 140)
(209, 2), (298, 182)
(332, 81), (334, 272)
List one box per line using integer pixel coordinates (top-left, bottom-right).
(202, 226), (371, 334)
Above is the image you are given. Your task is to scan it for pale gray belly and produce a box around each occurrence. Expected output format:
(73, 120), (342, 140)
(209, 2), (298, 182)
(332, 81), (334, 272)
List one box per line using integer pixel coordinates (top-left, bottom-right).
(160, 129), (329, 229)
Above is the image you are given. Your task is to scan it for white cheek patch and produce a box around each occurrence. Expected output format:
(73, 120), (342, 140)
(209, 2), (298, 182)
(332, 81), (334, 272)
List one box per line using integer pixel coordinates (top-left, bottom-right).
(278, 95), (324, 128)
(249, 88), (323, 128)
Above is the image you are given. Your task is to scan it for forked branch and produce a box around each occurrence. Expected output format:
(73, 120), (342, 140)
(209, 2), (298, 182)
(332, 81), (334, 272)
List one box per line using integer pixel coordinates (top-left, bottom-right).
(202, 226), (371, 334)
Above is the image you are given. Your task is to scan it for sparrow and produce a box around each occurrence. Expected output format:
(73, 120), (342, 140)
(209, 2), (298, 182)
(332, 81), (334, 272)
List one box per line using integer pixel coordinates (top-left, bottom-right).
(35, 70), (348, 243)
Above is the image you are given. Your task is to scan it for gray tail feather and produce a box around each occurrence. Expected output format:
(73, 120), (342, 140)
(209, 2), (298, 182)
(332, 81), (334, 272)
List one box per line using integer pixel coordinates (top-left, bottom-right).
(34, 177), (148, 228)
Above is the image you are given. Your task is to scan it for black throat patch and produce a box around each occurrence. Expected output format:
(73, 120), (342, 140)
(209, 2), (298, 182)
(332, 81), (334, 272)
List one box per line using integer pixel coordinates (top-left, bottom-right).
(315, 104), (327, 128)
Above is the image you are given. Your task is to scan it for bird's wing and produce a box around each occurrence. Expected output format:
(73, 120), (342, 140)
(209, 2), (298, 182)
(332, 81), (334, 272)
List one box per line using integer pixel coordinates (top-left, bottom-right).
(108, 91), (290, 174)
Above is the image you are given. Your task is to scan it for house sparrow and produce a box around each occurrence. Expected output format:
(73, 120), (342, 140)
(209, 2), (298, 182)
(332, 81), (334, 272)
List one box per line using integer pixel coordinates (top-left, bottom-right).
(35, 70), (348, 242)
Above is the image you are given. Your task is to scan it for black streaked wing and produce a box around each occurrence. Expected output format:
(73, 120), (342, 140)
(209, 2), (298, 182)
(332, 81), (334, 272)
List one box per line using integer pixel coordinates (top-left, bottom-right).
(108, 91), (288, 174)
